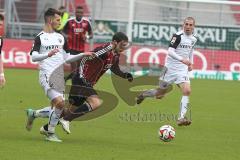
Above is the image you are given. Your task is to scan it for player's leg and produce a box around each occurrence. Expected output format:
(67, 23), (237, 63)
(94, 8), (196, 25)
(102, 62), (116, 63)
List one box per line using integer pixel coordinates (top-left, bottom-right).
(25, 106), (52, 131)
(136, 81), (173, 104)
(63, 74), (100, 120)
(177, 81), (192, 126)
(26, 74), (54, 130)
(40, 90), (65, 142)
(136, 71), (175, 104)
(64, 95), (101, 121)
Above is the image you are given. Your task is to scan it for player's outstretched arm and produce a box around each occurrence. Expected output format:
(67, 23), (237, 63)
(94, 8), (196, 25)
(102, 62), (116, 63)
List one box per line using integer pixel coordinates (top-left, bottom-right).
(110, 59), (133, 82)
(64, 52), (94, 63)
(31, 49), (59, 62)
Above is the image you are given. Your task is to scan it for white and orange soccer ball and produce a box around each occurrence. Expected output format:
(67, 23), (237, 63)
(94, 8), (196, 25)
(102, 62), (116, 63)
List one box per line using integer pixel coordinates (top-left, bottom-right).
(158, 125), (176, 142)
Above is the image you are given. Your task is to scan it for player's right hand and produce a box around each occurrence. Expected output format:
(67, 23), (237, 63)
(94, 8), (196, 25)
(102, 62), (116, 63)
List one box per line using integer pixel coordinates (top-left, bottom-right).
(48, 49), (59, 57)
(181, 59), (191, 66)
(125, 72), (133, 82)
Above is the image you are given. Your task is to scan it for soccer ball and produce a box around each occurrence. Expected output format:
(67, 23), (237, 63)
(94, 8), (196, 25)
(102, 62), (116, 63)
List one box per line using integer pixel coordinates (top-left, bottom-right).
(158, 125), (176, 142)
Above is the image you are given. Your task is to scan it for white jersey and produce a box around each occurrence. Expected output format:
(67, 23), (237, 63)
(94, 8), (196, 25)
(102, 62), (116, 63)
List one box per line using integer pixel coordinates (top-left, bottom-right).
(165, 30), (197, 72)
(30, 31), (68, 76)
(30, 31), (70, 93)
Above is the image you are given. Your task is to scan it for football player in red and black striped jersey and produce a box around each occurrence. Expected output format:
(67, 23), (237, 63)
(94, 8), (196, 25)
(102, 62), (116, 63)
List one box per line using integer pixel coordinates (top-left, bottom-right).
(62, 32), (133, 122)
(62, 6), (93, 81)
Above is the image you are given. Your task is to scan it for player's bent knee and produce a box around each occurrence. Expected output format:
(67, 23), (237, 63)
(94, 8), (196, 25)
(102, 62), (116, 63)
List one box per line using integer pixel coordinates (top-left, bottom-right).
(182, 89), (191, 96)
(87, 97), (102, 110)
(159, 81), (171, 90)
(52, 97), (65, 109)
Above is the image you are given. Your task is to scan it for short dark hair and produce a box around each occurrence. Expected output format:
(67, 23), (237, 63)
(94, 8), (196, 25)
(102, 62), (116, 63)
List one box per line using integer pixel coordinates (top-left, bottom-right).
(112, 32), (128, 43)
(0, 14), (4, 21)
(44, 8), (60, 22)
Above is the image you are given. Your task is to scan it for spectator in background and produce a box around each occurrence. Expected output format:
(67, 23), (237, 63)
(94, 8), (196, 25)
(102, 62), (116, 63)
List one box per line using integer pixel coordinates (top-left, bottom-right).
(62, 6), (93, 81)
(56, 6), (70, 31)
(0, 13), (6, 87)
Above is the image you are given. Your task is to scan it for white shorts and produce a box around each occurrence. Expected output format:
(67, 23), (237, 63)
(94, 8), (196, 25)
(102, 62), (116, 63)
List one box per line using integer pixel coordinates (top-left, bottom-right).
(39, 74), (64, 101)
(47, 89), (64, 101)
(160, 69), (190, 85)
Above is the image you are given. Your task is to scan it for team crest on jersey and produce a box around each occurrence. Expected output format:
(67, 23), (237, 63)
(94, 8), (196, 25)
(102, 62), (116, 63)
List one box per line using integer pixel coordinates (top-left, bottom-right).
(170, 37), (177, 45)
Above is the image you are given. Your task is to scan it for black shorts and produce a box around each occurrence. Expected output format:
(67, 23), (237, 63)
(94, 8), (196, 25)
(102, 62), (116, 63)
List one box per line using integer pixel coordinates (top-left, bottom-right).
(68, 75), (97, 106)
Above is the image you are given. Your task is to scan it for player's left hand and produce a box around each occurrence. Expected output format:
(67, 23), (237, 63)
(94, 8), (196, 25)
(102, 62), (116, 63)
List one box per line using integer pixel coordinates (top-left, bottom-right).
(188, 64), (193, 71)
(125, 72), (133, 82)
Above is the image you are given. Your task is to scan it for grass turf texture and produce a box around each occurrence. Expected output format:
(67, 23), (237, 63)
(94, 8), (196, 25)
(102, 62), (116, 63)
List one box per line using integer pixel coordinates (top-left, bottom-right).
(0, 69), (239, 160)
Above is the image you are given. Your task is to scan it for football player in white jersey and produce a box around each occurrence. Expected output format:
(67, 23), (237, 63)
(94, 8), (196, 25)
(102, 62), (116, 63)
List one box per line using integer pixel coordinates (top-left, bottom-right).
(136, 17), (197, 126)
(25, 8), (92, 142)
(0, 14), (6, 88)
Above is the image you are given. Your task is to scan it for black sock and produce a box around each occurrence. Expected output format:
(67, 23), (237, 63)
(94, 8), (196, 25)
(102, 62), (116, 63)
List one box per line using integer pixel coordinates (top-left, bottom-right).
(43, 124), (48, 131)
(64, 102), (92, 121)
(74, 102), (92, 113)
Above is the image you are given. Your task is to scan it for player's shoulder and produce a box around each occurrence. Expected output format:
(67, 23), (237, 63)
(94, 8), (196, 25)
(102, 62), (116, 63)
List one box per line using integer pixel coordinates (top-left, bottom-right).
(171, 31), (183, 40)
(67, 17), (75, 22)
(95, 42), (112, 51)
(175, 30), (184, 36)
(36, 31), (44, 38)
(101, 42), (112, 50)
(33, 31), (44, 42)
(93, 42), (113, 55)
(82, 16), (91, 23)
(54, 32), (64, 38)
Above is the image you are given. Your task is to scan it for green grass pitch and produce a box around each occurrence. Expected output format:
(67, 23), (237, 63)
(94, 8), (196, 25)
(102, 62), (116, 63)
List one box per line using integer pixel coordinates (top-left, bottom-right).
(0, 69), (239, 160)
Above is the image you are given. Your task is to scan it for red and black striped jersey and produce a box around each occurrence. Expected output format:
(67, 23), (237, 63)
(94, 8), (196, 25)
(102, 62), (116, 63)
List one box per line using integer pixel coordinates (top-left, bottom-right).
(79, 43), (126, 86)
(63, 17), (92, 52)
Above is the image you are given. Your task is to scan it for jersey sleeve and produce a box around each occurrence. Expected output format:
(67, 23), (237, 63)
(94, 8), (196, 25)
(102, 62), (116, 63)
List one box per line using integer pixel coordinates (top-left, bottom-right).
(92, 43), (112, 58)
(110, 56), (127, 79)
(169, 34), (181, 49)
(30, 36), (41, 55)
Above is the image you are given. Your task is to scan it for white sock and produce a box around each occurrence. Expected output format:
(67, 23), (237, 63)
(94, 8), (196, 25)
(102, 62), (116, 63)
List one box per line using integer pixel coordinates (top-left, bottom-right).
(48, 107), (63, 133)
(35, 106), (52, 118)
(179, 96), (189, 119)
(142, 89), (158, 97)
